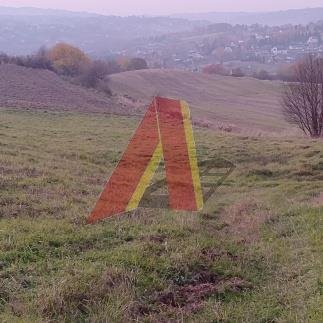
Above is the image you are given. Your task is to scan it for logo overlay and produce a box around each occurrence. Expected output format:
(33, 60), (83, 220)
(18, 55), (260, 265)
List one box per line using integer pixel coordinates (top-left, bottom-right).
(87, 97), (204, 224)
(87, 97), (235, 224)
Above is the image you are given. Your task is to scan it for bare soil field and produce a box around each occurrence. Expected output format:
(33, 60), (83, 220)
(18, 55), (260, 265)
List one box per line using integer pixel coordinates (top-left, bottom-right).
(109, 69), (293, 135)
(0, 65), (295, 135)
(0, 64), (135, 115)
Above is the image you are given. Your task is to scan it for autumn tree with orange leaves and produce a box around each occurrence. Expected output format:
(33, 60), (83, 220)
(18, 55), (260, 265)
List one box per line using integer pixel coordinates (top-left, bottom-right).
(48, 43), (90, 76)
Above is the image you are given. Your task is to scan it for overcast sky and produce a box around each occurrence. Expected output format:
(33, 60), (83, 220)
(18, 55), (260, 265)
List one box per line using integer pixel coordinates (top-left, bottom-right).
(0, 0), (323, 16)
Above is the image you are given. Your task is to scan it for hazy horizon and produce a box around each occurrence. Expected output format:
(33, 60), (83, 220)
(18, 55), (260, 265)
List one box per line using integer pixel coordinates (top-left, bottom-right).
(0, 0), (323, 16)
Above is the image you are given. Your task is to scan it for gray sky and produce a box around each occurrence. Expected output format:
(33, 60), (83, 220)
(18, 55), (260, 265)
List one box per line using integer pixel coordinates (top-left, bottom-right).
(0, 0), (323, 16)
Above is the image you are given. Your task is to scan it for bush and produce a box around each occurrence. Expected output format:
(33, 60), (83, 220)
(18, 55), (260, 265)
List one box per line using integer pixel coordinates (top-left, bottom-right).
(231, 68), (245, 77)
(48, 43), (90, 76)
(78, 60), (112, 96)
(106, 60), (122, 74)
(0, 48), (52, 70)
(0, 53), (10, 64)
(29, 47), (53, 70)
(202, 64), (228, 76)
(253, 70), (272, 80)
(79, 60), (109, 87)
(126, 57), (148, 71)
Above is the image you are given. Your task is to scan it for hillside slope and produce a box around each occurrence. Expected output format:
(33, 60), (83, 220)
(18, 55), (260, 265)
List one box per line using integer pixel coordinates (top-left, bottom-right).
(0, 65), (292, 134)
(174, 8), (323, 25)
(0, 109), (321, 322)
(110, 69), (289, 134)
(0, 64), (130, 114)
(0, 8), (202, 55)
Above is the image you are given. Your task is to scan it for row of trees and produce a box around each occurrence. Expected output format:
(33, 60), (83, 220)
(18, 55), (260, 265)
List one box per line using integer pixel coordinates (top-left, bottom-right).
(202, 64), (245, 77)
(202, 63), (297, 81)
(0, 43), (148, 95)
(253, 67), (296, 81)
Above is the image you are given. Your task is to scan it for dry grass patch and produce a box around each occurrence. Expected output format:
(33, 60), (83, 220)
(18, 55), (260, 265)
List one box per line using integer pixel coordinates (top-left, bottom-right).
(37, 267), (135, 321)
(309, 192), (323, 207)
(220, 198), (272, 243)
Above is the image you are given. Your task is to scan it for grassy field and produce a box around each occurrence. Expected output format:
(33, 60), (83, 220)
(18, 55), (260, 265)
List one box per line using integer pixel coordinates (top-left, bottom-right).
(0, 108), (322, 322)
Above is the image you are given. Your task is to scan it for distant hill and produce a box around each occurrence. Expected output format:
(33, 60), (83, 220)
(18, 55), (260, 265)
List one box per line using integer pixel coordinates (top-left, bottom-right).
(1, 7), (322, 58)
(174, 8), (323, 26)
(0, 6), (97, 17)
(0, 7), (203, 56)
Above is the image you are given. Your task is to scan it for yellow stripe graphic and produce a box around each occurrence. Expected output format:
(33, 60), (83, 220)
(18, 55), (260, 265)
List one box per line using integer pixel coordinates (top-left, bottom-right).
(126, 142), (163, 211)
(180, 100), (204, 210)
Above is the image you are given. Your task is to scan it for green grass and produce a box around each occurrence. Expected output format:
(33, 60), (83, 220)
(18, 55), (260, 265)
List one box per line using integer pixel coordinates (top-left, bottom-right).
(0, 109), (322, 322)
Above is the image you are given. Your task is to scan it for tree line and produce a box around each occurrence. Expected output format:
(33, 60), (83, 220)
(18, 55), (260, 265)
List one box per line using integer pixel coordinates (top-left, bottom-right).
(0, 43), (148, 95)
(202, 63), (297, 81)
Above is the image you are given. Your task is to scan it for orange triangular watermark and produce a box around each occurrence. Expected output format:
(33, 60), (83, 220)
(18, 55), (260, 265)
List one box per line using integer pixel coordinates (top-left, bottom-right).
(87, 97), (203, 224)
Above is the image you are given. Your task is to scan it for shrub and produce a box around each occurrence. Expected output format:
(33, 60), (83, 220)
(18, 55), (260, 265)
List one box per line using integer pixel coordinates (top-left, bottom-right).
(79, 60), (109, 88)
(231, 67), (245, 77)
(78, 60), (112, 96)
(126, 58), (148, 71)
(48, 43), (90, 76)
(202, 64), (228, 76)
(0, 53), (10, 64)
(106, 60), (122, 74)
(0, 47), (52, 70)
(253, 70), (272, 80)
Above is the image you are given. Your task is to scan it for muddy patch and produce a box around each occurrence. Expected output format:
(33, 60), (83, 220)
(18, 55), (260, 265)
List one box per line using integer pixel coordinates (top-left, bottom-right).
(131, 269), (250, 318)
(154, 276), (248, 313)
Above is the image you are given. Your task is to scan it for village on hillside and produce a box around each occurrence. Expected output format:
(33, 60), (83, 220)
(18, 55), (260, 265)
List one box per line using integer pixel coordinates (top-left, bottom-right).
(123, 22), (323, 75)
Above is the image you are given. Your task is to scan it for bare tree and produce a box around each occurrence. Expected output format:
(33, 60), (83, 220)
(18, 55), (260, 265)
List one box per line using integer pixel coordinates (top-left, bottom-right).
(282, 55), (323, 138)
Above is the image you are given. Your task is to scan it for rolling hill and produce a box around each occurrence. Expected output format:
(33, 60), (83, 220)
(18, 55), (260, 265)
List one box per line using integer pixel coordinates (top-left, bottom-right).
(0, 7), (203, 55)
(174, 7), (323, 26)
(0, 65), (291, 135)
(109, 69), (290, 135)
(0, 64), (138, 115)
